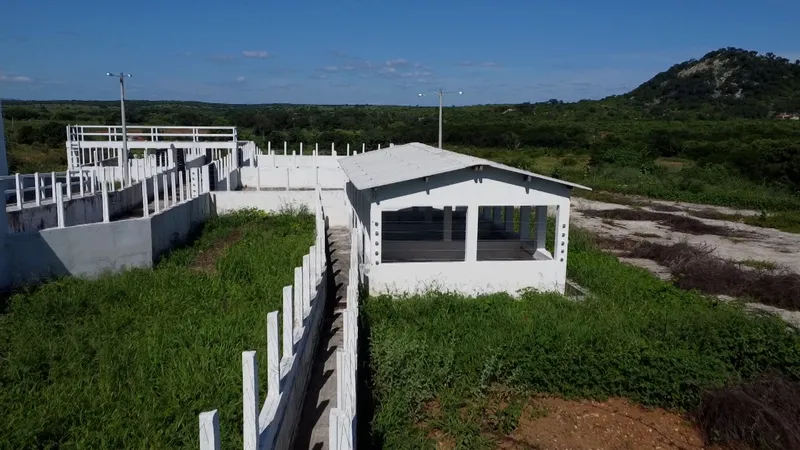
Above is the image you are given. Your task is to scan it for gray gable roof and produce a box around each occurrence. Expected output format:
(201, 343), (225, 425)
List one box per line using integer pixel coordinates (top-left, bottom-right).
(338, 142), (592, 191)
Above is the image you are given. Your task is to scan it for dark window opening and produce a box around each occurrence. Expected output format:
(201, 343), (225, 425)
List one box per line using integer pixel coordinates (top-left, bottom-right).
(381, 207), (467, 262)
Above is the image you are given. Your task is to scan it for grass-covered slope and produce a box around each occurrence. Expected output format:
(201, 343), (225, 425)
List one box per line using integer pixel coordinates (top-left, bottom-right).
(0, 210), (314, 449)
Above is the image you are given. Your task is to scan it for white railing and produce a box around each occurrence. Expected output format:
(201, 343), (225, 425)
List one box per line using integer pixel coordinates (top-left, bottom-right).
(67, 125), (238, 143)
(141, 164), (210, 218)
(241, 141), (392, 168)
(2, 170), (103, 209)
(199, 188), (328, 450)
(329, 228), (359, 450)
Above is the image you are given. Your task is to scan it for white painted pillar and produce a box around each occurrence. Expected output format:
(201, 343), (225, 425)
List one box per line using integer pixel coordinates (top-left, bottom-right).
(141, 176), (149, 218)
(199, 410), (220, 450)
(242, 351), (259, 450)
(34, 173), (41, 206)
(55, 182), (65, 228)
(370, 202), (381, 266)
(504, 206), (514, 231)
(519, 206), (531, 240)
(153, 175), (160, 213)
(101, 181), (110, 223)
(465, 205), (479, 262)
(534, 206), (548, 250)
(443, 206), (453, 241)
(554, 204), (570, 293)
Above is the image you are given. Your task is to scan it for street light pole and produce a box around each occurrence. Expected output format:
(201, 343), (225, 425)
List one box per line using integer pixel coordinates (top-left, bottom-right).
(418, 89), (462, 149)
(107, 72), (132, 185)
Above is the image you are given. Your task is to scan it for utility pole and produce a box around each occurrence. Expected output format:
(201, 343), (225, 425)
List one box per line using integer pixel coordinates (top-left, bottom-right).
(418, 89), (463, 148)
(107, 72), (132, 185)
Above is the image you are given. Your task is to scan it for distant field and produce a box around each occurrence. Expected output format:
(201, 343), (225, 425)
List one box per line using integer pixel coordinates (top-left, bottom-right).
(363, 229), (800, 449)
(0, 210), (313, 449)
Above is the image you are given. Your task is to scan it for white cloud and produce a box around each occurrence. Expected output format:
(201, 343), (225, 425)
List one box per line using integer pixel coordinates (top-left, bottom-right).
(242, 50), (271, 59)
(386, 58), (409, 67)
(0, 73), (31, 83)
(459, 61), (500, 68)
(236, 76), (246, 82)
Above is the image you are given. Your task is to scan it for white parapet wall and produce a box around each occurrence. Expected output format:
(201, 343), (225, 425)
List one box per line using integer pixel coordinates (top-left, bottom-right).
(5, 192), (212, 288)
(212, 190), (349, 227)
(5, 155), (206, 233)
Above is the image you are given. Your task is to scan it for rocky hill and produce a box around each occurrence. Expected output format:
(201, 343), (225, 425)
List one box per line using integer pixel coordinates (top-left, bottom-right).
(627, 48), (800, 118)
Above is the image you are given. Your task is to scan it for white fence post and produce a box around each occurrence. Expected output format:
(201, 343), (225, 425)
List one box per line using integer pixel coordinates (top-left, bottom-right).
(302, 255), (311, 316)
(65, 171), (72, 198)
(101, 180), (110, 223)
(14, 173), (22, 209)
(55, 182), (65, 228)
(294, 267), (303, 332)
(199, 410), (221, 450)
(267, 311), (280, 400)
(282, 286), (293, 360)
(179, 171), (185, 203)
(171, 172), (177, 206)
(154, 175), (161, 213)
(242, 351), (259, 450)
(141, 177), (149, 218)
(162, 174), (169, 208)
(33, 172), (41, 206)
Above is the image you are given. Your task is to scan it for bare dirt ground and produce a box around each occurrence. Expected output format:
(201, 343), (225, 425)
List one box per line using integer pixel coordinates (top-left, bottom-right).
(571, 195), (800, 327)
(427, 396), (725, 450)
(501, 397), (720, 450)
(190, 227), (246, 274)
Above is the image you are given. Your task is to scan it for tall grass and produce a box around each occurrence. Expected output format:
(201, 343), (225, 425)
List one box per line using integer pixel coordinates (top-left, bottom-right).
(363, 229), (800, 449)
(0, 209), (314, 449)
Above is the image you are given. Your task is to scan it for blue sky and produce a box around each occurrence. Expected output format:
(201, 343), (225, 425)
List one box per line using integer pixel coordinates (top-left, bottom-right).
(1, 0), (799, 105)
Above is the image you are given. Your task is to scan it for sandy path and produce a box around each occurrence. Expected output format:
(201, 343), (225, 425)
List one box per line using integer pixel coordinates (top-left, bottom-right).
(570, 196), (800, 327)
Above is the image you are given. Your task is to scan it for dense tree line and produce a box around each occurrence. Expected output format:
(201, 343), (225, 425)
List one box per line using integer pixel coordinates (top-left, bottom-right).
(3, 96), (800, 191)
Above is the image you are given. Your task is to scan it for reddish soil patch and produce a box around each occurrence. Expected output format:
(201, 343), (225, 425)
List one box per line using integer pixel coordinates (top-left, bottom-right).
(500, 397), (717, 450)
(190, 228), (246, 274)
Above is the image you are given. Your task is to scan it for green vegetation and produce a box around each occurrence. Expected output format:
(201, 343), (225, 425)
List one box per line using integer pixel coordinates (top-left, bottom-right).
(362, 230), (800, 449)
(0, 210), (313, 449)
(3, 47), (800, 215)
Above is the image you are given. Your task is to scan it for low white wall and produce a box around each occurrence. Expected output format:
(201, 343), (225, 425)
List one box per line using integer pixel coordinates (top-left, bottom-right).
(4, 194), (212, 289)
(212, 190), (349, 226)
(239, 167), (346, 190)
(6, 158), (206, 233)
(367, 259), (564, 297)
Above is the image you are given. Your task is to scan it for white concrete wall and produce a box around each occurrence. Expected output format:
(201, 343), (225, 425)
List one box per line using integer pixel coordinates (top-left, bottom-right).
(360, 167), (572, 296)
(239, 167), (346, 190)
(212, 190), (349, 226)
(6, 157), (206, 233)
(4, 194), (212, 289)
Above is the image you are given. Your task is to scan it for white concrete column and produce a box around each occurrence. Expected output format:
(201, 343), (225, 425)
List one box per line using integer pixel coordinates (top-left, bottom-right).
(555, 204), (570, 264)
(554, 204), (570, 294)
(519, 206), (531, 240)
(443, 206), (453, 241)
(465, 205), (479, 262)
(504, 206), (514, 231)
(534, 206), (548, 250)
(370, 202), (381, 266)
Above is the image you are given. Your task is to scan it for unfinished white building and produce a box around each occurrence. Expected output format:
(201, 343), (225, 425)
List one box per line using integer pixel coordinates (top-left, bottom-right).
(340, 142), (590, 296)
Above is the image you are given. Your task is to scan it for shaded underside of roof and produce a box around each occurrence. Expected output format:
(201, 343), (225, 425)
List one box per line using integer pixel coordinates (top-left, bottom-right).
(338, 142), (591, 191)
